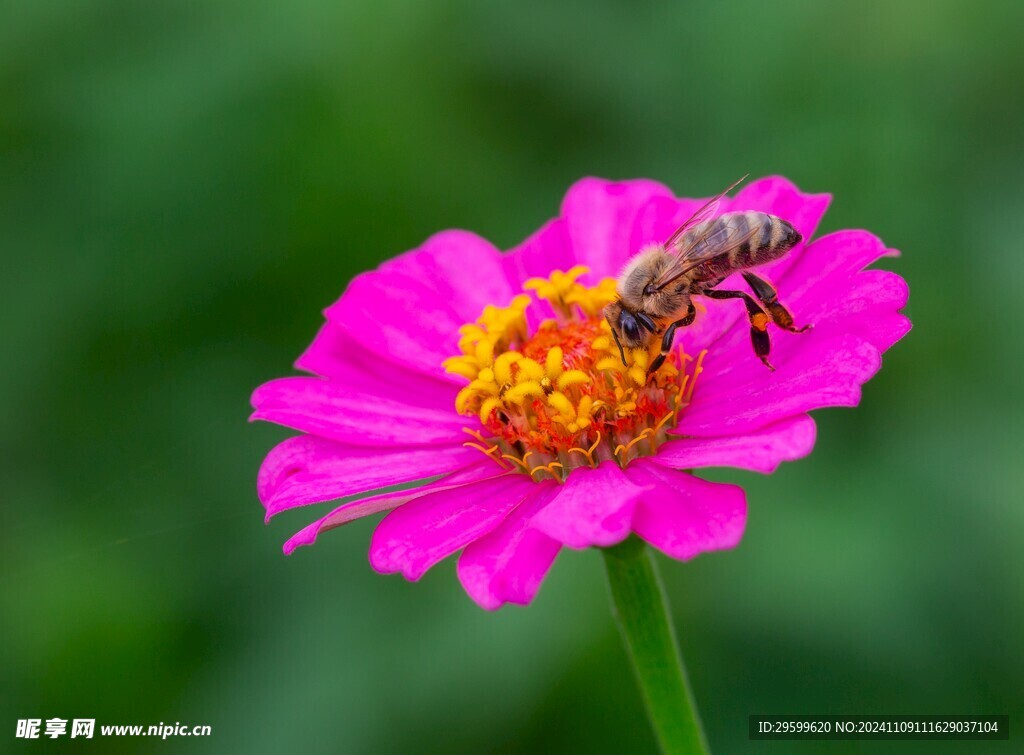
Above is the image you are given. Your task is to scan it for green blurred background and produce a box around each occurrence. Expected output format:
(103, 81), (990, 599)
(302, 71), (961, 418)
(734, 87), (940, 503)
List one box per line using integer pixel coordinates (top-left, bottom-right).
(3, 0), (1022, 752)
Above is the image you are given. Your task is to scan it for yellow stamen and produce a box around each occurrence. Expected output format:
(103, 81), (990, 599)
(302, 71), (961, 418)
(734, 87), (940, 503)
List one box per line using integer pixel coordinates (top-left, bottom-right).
(567, 431), (603, 468)
(501, 454), (531, 472)
(545, 347), (564, 379)
(557, 370), (590, 390)
(653, 411), (675, 435)
(524, 266), (590, 315)
(505, 381), (544, 404)
(462, 427), (489, 444)
(614, 428), (655, 463)
(478, 397), (502, 424)
(445, 270), (708, 480)
(463, 441), (503, 460)
(493, 351), (521, 384)
(515, 357), (546, 382)
(528, 460), (564, 481)
(684, 350), (707, 404)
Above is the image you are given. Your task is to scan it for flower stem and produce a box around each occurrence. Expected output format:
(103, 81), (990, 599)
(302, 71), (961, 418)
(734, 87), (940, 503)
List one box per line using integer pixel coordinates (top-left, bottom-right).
(602, 537), (709, 755)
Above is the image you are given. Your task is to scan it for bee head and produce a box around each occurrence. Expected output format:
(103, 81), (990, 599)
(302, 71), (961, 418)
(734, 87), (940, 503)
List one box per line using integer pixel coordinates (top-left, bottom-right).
(619, 310), (642, 345)
(604, 300), (652, 366)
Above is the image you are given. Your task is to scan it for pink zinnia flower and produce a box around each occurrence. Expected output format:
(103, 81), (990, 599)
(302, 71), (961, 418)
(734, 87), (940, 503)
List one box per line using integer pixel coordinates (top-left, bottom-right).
(252, 176), (910, 610)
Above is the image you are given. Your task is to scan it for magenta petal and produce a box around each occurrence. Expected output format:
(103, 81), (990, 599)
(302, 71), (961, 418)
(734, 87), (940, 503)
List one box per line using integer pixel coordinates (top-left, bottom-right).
(502, 218), (577, 282)
(282, 463), (503, 555)
(530, 460), (650, 549)
(457, 482), (562, 610)
(294, 321), (381, 388)
(694, 237), (908, 390)
(790, 269), (911, 354)
(323, 230), (515, 381)
(501, 217), (581, 332)
(369, 473), (536, 581)
(781, 230), (898, 296)
(324, 270), (464, 382)
(294, 322), (461, 406)
(629, 195), (710, 255)
(679, 336), (882, 436)
(627, 461), (747, 560)
(378, 229), (516, 322)
(673, 177), (833, 353)
(250, 377), (470, 446)
(717, 269), (909, 364)
(258, 435), (481, 520)
(657, 415), (816, 473)
(560, 177), (675, 278)
(728, 176), (832, 281)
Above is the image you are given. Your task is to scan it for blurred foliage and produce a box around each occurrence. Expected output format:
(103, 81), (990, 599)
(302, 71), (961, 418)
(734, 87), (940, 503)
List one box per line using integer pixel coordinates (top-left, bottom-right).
(2, 0), (1022, 752)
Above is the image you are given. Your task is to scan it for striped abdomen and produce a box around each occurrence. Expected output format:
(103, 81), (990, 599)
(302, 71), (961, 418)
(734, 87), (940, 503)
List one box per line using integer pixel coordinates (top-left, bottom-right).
(681, 211), (802, 283)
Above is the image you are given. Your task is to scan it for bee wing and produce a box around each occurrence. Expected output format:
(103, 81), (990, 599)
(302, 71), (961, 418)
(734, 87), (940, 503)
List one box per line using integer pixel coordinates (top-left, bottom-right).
(647, 175), (747, 292)
(659, 174), (748, 251)
(651, 212), (766, 291)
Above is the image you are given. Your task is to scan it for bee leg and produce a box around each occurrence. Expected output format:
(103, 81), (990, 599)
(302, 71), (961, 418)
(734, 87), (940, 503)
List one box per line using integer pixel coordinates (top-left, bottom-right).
(704, 289), (775, 371)
(741, 272), (811, 333)
(635, 311), (658, 333)
(677, 300), (697, 328)
(647, 302), (696, 375)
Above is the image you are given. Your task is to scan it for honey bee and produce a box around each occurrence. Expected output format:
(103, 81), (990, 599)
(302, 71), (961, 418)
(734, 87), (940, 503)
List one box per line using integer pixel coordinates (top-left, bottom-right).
(604, 176), (811, 374)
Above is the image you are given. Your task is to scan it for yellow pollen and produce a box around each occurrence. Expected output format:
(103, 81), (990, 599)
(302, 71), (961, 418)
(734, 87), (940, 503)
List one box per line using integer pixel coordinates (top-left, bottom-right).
(445, 267), (708, 481)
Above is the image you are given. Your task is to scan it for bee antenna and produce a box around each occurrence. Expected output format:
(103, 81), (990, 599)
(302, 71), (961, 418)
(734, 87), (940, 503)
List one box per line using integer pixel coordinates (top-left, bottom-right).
(610, 327), (627, 367)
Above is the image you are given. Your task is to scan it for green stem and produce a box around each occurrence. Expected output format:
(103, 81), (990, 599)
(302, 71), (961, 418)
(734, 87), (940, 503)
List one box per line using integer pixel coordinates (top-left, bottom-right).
(602, 537), (709, 755)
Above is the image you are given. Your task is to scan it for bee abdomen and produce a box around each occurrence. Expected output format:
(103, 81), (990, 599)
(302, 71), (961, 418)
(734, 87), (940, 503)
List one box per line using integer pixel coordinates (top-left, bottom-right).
(686, 211), (802, 277)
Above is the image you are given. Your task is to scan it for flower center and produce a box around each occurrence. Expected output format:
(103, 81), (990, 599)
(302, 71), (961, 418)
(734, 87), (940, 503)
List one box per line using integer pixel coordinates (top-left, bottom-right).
(443, 266), (705, 481)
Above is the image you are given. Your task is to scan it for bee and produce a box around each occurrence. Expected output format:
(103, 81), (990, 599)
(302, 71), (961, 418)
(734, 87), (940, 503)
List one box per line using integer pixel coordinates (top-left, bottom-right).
(604, 176), (811, 374)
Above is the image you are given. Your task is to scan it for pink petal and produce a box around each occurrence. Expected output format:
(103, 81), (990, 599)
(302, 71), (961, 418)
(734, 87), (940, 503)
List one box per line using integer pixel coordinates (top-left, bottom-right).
(378, 229), (517, 322)
(530, 460), (651, 549)
(322, 270), (463, 383)
(657, 415), (816, 473)
(789, 269), (911, 354)
(502, 218), (577, 282)
(696, 230), (905, 367)
(628, 195), (710, 255)
(282, 463), (504, 555)
(693, 317), (867, 396)
(294, 322), (461, 407)
(728, 176), (832, 282)
(324, 230), (514, 380)
(781, 230), (899, 295)
(673, 177), (833, 353)
(627, 461), (747, 560)
(678, 336), (882, 437)
(692, 236), (909, 389)
(369, 473), (536, 581)
(258, 435), (482, 520)
(560, 177), (675, 278)
(250, 377), (470, 446)
(457, 482), (562, 610)
(500, 217), (581, 332)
